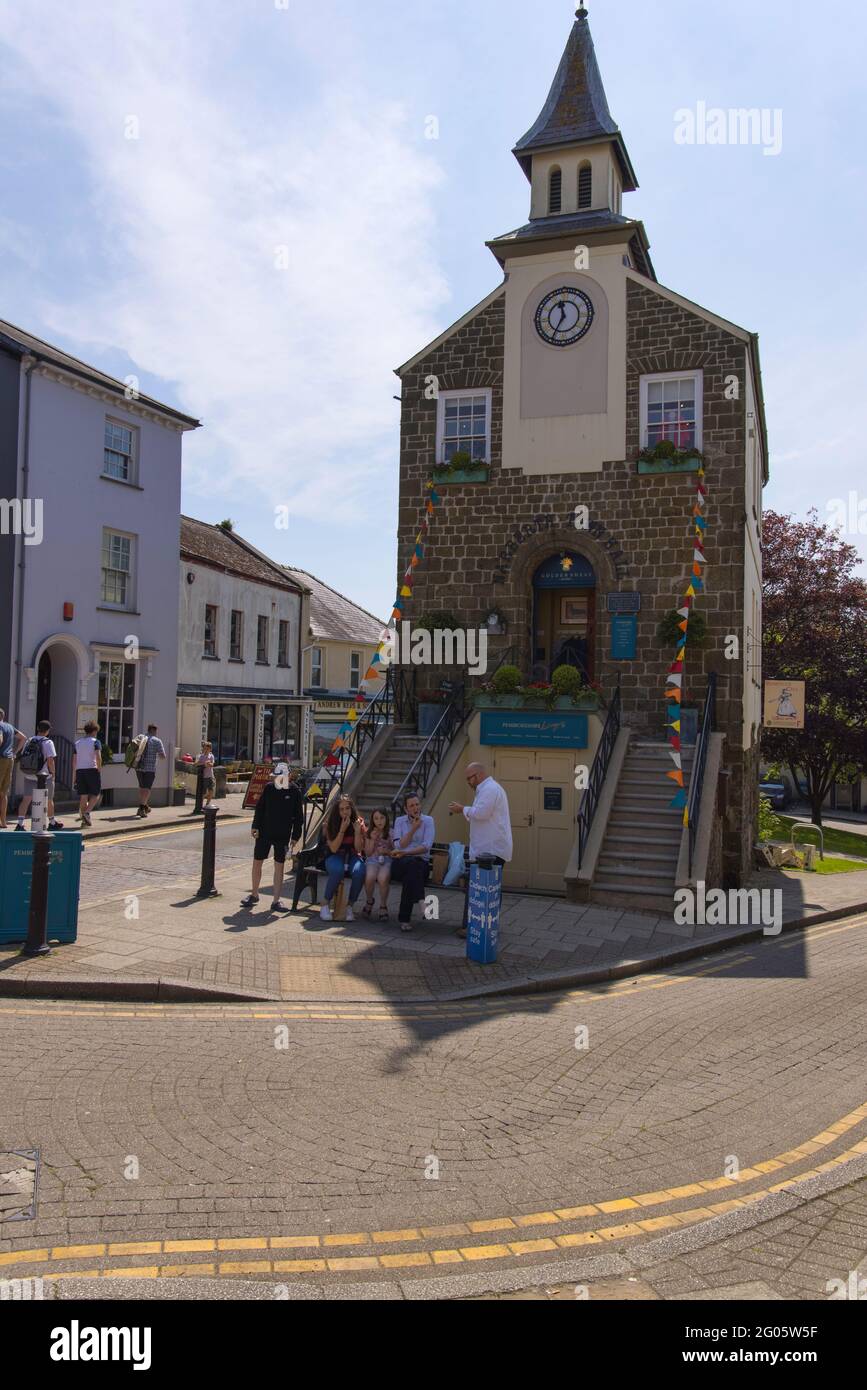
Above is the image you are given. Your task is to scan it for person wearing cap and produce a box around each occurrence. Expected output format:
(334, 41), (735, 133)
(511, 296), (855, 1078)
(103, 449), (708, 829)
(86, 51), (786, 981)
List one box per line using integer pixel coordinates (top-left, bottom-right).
(241, 764), (305, 913)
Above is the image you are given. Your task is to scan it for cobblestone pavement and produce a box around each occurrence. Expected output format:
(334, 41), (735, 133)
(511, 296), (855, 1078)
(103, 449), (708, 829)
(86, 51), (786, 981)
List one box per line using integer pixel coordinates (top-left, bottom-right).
(0, 913), (865, 1297)
(2, 821), (866, 1002)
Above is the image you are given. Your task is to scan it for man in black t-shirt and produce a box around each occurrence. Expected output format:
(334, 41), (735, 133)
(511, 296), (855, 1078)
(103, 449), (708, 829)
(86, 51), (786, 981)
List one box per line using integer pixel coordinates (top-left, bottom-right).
(241, 765), (304, 913)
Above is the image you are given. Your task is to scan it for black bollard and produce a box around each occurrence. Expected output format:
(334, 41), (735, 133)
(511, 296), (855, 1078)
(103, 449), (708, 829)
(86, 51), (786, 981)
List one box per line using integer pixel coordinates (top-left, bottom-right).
(21, 830), (54, 957)
(195, 804), (221, 898)
(192, 762), (204, 815)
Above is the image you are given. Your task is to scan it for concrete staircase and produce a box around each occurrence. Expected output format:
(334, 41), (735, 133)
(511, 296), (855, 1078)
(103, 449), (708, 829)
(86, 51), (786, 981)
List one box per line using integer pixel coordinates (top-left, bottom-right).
(352, 727), (430, 813)
(591, 739), (694, 913)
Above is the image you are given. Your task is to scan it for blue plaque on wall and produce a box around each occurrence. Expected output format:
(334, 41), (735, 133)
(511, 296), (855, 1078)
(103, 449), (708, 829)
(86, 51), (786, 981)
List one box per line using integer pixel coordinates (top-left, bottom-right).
(610, 613), (637, 660)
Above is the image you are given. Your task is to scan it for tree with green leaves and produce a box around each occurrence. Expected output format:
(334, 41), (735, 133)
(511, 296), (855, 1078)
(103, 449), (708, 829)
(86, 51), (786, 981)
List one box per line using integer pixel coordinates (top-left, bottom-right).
(762, 509), (867, 826)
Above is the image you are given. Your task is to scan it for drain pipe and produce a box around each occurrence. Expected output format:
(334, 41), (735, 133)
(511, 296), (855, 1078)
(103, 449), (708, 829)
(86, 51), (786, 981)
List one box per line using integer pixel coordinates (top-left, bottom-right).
(13, 353), (37, 728)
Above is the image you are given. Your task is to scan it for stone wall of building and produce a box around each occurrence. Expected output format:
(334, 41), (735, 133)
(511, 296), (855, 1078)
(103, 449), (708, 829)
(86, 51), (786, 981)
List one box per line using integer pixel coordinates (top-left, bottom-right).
(397, 276), (757, 882)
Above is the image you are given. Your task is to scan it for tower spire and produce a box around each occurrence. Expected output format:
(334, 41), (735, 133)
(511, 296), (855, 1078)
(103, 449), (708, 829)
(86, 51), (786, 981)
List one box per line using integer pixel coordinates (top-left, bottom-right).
(513, 6), (637, 192)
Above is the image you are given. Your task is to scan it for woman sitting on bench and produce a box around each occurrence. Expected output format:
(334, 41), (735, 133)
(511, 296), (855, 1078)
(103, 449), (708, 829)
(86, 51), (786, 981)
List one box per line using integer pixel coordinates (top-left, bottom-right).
(320, 795), (366, 922)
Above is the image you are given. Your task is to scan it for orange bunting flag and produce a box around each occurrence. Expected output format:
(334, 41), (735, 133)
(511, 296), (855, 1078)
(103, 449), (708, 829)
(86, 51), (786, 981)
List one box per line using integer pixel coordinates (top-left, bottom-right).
(666, 769), (684, 786)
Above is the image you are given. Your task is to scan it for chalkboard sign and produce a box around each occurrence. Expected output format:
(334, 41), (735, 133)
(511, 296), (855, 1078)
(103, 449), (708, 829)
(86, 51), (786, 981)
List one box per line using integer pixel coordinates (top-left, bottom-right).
(607, 591), (641, 614)
(543, 787), (563, 811)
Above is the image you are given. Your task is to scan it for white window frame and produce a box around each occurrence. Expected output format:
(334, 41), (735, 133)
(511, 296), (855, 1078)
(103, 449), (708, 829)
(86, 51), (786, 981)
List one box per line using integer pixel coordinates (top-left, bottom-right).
(311, 647), (324, 688)
(102, 417), (138, 485)
(100, 527), (136, 610)
(639, 370), (703, 452)
(435, 388), (492, 467)
(349, 651), (361, 692)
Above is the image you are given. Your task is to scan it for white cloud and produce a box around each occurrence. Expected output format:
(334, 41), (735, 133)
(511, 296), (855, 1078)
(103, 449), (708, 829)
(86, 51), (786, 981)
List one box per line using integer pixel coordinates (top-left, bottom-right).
(0, 0), (449, 521)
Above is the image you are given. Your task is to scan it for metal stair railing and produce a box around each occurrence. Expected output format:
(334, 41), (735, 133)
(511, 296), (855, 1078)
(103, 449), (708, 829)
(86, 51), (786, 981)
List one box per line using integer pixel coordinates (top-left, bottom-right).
(52, 732), (75, 793)
(390, 684), (468, 817)
(575, 682), (621, 869)
(688, 672), (717, 876)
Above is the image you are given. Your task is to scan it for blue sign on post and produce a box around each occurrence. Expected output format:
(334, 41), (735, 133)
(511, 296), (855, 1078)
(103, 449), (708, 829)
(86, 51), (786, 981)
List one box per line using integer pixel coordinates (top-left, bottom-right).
(0, 832), (83, 944)
(610, 612), (638, 660)
(466, 859), (503, 965)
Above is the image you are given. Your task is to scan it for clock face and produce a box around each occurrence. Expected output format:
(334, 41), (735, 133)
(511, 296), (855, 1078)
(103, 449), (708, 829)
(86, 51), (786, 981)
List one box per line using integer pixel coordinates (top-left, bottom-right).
(534, 287), (594, 347)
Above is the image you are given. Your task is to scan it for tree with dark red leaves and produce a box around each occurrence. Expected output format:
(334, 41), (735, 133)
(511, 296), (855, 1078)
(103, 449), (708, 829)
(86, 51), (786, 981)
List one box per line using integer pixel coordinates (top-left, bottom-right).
(761, 510), (867, 826)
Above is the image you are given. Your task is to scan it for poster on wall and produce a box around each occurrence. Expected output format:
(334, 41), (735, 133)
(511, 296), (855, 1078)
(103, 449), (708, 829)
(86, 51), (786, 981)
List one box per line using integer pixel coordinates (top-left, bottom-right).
(763, 680), (806, 730)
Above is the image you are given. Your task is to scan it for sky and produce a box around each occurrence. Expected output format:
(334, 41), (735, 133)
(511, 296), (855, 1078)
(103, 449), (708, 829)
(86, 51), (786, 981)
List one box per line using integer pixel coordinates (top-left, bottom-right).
(1, 0), (865, 620)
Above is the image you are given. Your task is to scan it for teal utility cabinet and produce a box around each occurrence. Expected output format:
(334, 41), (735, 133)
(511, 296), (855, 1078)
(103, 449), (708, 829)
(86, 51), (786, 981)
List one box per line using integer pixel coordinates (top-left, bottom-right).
(0, 832), (83, 944)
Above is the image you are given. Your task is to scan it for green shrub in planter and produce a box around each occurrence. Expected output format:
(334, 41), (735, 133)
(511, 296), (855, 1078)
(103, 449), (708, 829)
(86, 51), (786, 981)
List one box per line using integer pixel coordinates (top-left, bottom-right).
(656, 609), (708, 648)
(551, 665), (584, 699)
(416, 610), (462, 633)
(491, 664), (522, 696)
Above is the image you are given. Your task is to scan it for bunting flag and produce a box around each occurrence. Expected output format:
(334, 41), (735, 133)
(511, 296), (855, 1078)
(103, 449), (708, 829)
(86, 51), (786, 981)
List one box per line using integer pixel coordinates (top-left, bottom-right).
(322, 479), (443, 770)
(662, 463), (709, 824)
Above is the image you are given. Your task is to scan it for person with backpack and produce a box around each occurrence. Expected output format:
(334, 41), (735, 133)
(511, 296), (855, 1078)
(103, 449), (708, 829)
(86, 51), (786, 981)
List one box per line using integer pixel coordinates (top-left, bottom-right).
(15, 720), (64, 830)
(0, 707), (26, 829)
(241, 764), (305, 913)
(131, 723), (166, 818)
(72, 721), (103, 827)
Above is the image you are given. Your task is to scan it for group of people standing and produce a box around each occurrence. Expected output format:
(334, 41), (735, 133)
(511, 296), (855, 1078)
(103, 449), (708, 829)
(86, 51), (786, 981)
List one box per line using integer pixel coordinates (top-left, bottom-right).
(0, 709), (167, 831)
(240, 761), (512, 934)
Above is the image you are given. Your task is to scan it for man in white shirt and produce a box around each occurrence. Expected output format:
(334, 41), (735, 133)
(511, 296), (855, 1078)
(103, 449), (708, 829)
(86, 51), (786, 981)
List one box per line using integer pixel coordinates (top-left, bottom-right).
(16, 719), (64, 830)
(449, 762), (512, 938)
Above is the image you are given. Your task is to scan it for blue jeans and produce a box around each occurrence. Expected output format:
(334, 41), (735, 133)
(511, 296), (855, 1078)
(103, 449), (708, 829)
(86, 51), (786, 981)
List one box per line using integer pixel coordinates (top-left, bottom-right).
(324, 854), (366, 904)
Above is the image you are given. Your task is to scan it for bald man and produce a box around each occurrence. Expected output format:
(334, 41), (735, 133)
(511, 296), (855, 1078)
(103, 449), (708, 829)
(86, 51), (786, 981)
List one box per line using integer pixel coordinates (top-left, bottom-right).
(449, 762), (512, 937)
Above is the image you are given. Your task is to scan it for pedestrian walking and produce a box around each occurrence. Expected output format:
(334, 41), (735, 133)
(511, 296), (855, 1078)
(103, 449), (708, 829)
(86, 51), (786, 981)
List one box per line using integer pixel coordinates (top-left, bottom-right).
(390, 792), (435, 932)
(0, 707), (26, 829)
(72, 721), (102, 826)
(449, 762), (512, 937)
(16, 720), (64, 830)
(241, 763), (304, 913)
(319, 795), (366, 922)
(134, 723), (166, 817)
(196, 741), (216, 806)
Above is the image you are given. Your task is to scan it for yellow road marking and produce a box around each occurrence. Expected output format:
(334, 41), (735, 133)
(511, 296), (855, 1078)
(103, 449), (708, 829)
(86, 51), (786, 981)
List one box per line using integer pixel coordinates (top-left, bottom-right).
(5, 1103), (867, 1279)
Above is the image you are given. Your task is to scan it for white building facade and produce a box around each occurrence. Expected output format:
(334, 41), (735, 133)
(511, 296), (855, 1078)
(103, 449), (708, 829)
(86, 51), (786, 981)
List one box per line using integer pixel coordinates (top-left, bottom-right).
(0, 319), (199, 808)
(177, 518), (312, 766)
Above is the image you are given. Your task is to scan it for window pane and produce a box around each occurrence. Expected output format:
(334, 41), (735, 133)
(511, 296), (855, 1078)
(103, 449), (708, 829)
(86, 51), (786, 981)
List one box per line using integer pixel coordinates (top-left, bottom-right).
(647, 382), (663, 404)
(108, 710), (120, 751)
(123, 662), (135, 703)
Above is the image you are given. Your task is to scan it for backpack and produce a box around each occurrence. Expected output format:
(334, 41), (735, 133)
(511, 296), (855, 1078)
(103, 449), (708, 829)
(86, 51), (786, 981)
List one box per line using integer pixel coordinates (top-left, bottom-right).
(124, 734), (148, 770)
(19, 736), (44, 774)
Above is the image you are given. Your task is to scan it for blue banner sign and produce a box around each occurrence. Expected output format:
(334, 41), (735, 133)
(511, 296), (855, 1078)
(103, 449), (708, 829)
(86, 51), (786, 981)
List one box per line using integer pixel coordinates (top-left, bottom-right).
(533, 552), (595, 589)
(610, 612), (638, 660)
(480, 710), (588, 748)
(0, 833), (83, 943)
(466, 860), (503, 965)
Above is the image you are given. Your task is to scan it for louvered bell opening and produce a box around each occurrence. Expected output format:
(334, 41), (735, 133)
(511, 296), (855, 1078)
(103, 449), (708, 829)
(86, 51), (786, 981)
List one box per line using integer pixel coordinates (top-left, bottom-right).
(578, 163), (592, 209)
(548, 167), (562, 215)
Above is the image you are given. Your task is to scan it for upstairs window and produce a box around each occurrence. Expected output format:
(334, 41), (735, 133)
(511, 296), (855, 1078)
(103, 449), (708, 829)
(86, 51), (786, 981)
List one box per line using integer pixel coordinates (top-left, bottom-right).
(230, 609), (243, 660)
(548, 166), (562, 214)
(639, 371), (703, 452)
(350, 651), (361, 691)
(311, 647), (324, 688)
(101, 529), (134, 608)
(103, 419), (136, 483)
(437, 389), (491, 466)
(256, 616), (270, 664)
(277, 620), (290, 667)
(204, 604), (219, 658)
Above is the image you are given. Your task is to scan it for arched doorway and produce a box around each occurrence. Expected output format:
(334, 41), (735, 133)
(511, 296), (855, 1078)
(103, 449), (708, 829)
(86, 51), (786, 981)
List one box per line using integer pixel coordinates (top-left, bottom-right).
(532, 552), (596, 683)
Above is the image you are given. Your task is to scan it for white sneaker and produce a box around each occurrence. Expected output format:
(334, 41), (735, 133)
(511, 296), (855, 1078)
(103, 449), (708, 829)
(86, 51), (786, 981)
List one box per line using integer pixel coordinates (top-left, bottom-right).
(320, 904), (332, 921)
(345, 907), (355, 922)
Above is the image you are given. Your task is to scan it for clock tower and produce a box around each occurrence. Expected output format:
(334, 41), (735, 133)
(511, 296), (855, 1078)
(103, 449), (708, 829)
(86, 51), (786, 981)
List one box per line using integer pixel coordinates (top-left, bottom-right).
(394, 5), (768, 892)
(489, 4), (654, 474)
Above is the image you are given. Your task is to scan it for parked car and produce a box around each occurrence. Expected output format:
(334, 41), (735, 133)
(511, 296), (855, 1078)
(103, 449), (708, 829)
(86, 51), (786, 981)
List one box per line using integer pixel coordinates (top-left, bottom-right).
(759, 779), (791, 811)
